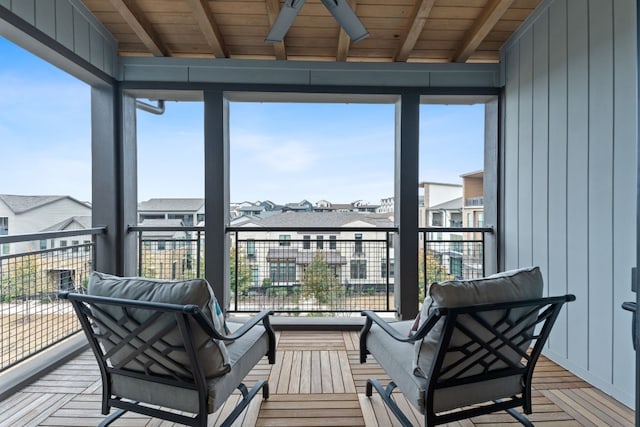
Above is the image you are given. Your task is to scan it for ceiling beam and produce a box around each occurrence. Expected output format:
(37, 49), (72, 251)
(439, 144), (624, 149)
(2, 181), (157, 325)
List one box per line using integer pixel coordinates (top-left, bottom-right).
(336, 0), (357, 61)
(453, 0), (515, 63)
(187, 0), (228, 58)
(108, 0), (168, 57)
(265, 0), (287, 60)
(394, 0), (436, 62)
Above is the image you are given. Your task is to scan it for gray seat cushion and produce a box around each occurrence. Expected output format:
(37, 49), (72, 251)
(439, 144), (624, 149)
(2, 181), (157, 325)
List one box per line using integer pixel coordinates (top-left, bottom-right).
(110, 320), (269, 414)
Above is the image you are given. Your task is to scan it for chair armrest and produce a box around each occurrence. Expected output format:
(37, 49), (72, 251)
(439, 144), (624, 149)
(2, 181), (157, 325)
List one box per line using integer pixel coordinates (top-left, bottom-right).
(191, 308), (276, 364)
(359, 309), (444, 363)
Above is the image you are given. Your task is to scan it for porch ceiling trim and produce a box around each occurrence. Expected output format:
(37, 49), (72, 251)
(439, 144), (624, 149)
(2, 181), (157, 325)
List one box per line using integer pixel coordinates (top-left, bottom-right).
(119, 57), (501, 88)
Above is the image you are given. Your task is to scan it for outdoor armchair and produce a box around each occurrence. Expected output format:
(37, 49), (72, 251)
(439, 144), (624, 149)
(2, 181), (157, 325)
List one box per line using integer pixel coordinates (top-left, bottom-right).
(360, 266), (575, 426)
(59, 272), (276, 427)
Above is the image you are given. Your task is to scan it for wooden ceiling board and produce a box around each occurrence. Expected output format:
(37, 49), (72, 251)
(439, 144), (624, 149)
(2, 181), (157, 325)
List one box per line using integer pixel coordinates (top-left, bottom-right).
(78, 0), (543, 63)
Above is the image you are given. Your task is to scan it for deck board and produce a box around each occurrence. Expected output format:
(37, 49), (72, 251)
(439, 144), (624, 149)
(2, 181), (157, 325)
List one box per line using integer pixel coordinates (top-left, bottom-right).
(0, 331), (634, 426)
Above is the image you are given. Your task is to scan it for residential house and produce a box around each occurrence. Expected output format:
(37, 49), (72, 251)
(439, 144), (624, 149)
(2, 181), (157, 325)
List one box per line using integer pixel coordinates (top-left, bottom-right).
(0, 195), (91, 255)
(138, 198), (204, 226)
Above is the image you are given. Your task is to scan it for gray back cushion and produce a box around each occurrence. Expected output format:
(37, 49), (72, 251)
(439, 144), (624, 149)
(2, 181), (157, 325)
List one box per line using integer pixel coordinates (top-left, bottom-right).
(88, 271), (230, 378)
(413, 266), (544, 379)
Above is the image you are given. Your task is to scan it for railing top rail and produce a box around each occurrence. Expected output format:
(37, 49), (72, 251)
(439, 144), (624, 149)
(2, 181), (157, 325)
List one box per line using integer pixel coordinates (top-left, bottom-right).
(128, 225), (205, 232)
(0, 226), (107, 244)
(227, 226), (399, 233)
(419, 226), (493, 233)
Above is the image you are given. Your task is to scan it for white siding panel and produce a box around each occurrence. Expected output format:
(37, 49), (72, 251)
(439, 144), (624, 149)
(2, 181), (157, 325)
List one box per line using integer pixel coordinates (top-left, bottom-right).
(612, 0), (637, 403)
(503, 47), (520, 270)
(532, 11), (549, 294)
(35, 0), (56, 36)
(502, 0), (637, 407)
(12, 0), (35, 25)
(73, 8), (89, 60)
(89, 26), (104, 70)
(565, 0), (589, 369)
(55, 0), (74, 51)
(518, 31), (534, 267)
(587, 0), (614, 383)
(546, 0), (568, 357)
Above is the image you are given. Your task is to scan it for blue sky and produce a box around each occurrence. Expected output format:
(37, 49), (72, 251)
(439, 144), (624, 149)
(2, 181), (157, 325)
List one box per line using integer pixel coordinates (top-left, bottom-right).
(1, 37), (485, 205)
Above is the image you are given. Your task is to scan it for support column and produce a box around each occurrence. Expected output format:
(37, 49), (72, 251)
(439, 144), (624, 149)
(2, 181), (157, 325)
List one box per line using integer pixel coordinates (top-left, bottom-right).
(204, 91), (230, 308)
(484, 97), (499, 275)
(91, 84), (137, 275)
(394, 93), (420, 320)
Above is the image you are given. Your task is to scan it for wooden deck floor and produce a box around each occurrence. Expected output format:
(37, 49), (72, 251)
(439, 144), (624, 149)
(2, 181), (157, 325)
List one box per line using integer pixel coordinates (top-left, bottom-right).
(0, 331), (634, 426)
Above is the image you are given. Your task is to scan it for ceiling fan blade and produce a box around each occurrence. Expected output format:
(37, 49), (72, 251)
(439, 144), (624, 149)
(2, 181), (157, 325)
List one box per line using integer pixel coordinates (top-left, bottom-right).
(265, 0), (306, 43)
(320, 0), (369, 43)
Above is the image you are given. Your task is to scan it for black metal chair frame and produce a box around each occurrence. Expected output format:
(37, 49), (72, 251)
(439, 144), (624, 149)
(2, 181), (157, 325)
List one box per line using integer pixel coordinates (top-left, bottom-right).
(360, 294), (575, 426)
(59, 291), (276, 427)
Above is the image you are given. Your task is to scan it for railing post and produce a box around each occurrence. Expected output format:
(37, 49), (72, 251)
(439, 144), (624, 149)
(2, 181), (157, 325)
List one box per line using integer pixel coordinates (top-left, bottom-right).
(196, 230), (202, 277)
(234, 231), (239, 311)
(386, 232), (390, 311)
(137, 231), (143, 276)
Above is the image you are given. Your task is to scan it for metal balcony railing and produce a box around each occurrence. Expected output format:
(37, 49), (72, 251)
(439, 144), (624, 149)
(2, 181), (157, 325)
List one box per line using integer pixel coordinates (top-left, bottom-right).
(419, 227), (492, 298)
(228, 227), (396, 315)
(0, 227), (105, 371)
(131, 226), (491, 316)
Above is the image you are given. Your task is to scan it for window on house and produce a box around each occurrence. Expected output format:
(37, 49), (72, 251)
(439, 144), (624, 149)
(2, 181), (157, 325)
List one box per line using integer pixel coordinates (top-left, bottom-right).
(71, 240), (79, 253)
(247, 239), (255, 257)
(157, 241), (166, 251)
(279, 235), (291, 247)
(50, 239), (55, 248)
(381, 258), (395, 278)
(140, 214), (164, 221)
(350, 259), (367, 279)
(387, 233), (394, 249)
(451, 212), (462, 227)
(303, 235), (311, 249)
(467, 213), (473, 227)
(168, 213), (193, 226)
(60, 240), (68, 250)
(270, 262), (296, 282)
(0, 217), (7, 235)
(39, 240), (47, 250)
(329, 235), (337, 250)
(197, 213), (205, 223)
(251, 265), (259, 284)
(355, 233), (363, 254)
(451, 234), (463, 253)
(84, 240), (91, 252)
(477, 212), (484, 227)
(317, 235), (324, 249)
(431, 212), (443, 226)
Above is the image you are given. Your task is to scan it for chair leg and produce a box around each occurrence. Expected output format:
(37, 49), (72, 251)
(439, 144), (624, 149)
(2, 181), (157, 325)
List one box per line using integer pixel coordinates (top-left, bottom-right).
(220, 381), (268, 427)
(367, 379), (414, 427)
(505, 408), (534, 427)
(98, 408), (127, 427)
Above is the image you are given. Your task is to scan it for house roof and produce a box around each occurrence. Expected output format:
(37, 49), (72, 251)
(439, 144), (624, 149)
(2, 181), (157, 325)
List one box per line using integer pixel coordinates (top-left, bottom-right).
(428, 197), (463, 211)
(248, 211), (393, 228)
(138, 198), (204, 212)
(42, 216), (92, 232)
(0, 195), (89, 214)
(77, 0), (543, 64)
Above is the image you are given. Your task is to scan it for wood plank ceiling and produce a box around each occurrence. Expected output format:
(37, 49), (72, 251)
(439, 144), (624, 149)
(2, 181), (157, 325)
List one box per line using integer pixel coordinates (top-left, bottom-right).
(79, 0), (542, 63)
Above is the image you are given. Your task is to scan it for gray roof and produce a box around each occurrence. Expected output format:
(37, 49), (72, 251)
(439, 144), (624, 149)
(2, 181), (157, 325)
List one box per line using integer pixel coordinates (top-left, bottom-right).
(139, 219), (187, 238)
(42, 216), (92, 232)
(249, 211), (393, 228)
(0, 194), (88, 214)
(428, 197), (463, 211)
(138, 198), (204, 212)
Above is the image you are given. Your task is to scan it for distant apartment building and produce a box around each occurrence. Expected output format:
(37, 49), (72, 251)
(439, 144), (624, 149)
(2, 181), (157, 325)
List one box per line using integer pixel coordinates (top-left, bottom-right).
(230, 211), (395, 294)
(0, 195), (92, 255)
(461, 171), (484, 228)
(138, 198), (205, 226)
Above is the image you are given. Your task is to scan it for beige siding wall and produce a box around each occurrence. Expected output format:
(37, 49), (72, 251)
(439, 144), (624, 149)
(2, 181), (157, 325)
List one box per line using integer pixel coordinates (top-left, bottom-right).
(501, 0), (636, 408)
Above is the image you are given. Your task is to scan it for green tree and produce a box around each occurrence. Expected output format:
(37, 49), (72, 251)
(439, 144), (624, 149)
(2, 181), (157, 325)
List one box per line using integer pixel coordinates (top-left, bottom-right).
(229, 247), (252, 297)
(418, 249), (453, 298)
(301, 252), (342, 305)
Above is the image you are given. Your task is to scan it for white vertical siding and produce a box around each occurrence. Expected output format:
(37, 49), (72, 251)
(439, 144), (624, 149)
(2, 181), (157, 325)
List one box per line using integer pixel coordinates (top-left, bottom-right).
(0, 0), (117, 78)
(501, 0), (636, 407)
